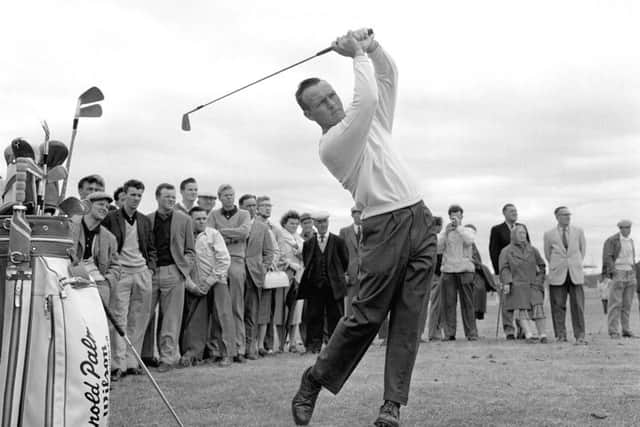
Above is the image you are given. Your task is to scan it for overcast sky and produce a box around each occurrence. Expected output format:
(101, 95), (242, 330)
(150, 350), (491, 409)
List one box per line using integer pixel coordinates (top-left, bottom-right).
(2, 0), (639, 271)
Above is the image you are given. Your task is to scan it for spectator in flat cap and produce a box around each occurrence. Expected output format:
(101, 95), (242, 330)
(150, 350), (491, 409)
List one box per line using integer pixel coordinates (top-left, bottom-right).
(78, 174), (105, 200)
(298, 212), (349, 353)
(300, 213), (315, 241)
(339, 206), (363, 317)
(197, 191), (218, 214)
(602, 220), (637, 338)
(69, 191), (121, 307)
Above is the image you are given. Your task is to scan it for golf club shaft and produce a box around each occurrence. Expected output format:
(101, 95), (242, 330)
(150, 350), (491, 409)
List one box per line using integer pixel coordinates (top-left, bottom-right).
(102, 303), (185, 427)
(186, 49), (332, 116)
(59, 119), (78, 202)
(495, 290), (503, 338)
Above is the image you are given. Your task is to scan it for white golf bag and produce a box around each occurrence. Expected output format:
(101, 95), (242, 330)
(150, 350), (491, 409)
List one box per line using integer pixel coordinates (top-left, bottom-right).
(0, 210), (111, 426)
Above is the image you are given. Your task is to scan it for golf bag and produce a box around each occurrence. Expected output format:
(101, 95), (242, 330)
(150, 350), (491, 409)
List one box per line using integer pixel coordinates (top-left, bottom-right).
(0, 210), (110, 426)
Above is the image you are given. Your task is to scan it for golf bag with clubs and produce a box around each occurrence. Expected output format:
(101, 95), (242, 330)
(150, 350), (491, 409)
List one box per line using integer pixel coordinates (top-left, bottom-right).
(0, 167), (110, 426)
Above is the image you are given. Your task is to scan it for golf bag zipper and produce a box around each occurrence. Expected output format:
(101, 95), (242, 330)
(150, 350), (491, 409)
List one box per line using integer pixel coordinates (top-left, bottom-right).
(44, 295), (55, 427)
(2, 269), (24, 426)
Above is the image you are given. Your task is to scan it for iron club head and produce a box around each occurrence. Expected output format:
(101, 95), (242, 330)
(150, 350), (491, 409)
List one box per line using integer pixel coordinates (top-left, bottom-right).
(78, 104), (103, 118)
(181, 113), (191, 131)
(79, 86), (104, 105)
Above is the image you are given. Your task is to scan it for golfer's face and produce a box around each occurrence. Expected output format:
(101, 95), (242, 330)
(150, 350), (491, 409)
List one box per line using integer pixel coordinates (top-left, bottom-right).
(157, 189), (176, 210)
(191, 211), (208, 233)
(125, 188), (143, 210)
(182, 183), (198, 202)
(302, 81), (345, 128)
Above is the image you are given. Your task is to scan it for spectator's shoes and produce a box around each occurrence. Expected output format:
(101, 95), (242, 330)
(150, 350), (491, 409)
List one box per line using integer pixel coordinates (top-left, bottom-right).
(233, 355), (247, 364)
(110, 369), (125, 382)
(539, 337), (549, 344)
(574, 338), (588, 346)
(622, 331), (637, 338)
(374, 400), (400, 427)
(446, 336), (456, 341)
(610, 333), (621, 339)
(125, 367), (143, 376)
(218, 357), (233, 367)
(467, 336), (479, 341)
(142, 357), (160, 368)
(291, 367), (322, 426)
(157, 362), (172, 373)
(258, 348), (269, 357)
(557, 336), (568, 343)
(506, 334), (515, 340)
(178, 356), (194, 368)
(245, 353), (259, 361)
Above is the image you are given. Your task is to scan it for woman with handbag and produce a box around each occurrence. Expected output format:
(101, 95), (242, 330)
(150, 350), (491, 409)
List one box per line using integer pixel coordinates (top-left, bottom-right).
(499, 224), (546, 342)
(278, 210), (306, 353)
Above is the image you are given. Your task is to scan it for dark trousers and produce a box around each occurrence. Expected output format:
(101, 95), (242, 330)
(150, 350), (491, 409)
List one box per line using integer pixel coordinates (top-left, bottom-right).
(180, 291), (208, 360)
(244, 271), (260, 356)
(549, 275), (585, 340)
(441, 272), (477, 339)
(304, 283), (343, 352)
(310, 201), (436, 405)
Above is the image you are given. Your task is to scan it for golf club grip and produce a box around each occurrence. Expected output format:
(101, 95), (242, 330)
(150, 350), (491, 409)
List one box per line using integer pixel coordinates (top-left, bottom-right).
(316, 28), (374, 56)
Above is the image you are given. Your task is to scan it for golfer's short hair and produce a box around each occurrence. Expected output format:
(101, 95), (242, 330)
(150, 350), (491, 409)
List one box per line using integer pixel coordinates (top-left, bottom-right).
(180, 177), (197, 191)
(113, 186), (125, 201)
(448, 204), (464, 216)
(78, 174), (105, 190)
(123, 179), (145, 193)
(155, 183), (175, 197)
(257, 196), (271, 206)
(238, 194), (256, 207)
(502, 203), (516, 214)
(217, 184), (234, 197)
(433, 216), (443, 227)
(281, 210), (300, 228)
(189, 206), (207, 216)
(295, 77), (322, 110)
(554, 206), (568, 215)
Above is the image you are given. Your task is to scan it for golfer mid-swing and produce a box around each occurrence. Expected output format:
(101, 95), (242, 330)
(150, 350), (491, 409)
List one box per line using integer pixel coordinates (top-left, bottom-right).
(292, 29), (437, 427)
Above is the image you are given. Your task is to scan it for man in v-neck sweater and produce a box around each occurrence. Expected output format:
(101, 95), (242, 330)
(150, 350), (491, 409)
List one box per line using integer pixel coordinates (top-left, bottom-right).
(207, 184), (251, 362)
(102, 179), (157, 381)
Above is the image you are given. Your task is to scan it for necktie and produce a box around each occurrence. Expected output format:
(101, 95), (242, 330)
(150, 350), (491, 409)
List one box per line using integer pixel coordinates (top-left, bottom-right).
(562, 227), (568, 250)
(356, 226), (361, 242)
(320, 235), (325, 243)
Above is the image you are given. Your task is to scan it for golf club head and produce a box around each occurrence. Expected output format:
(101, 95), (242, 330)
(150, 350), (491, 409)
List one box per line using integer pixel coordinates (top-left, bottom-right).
(11, 137), (35, 160)
(79, 86), (104, 105)
(78, 104), (103, 118)
(181, 114), (191, 131)
(39, 140), (69, 167)
(59, 196), (91, 216)
(41, 120), (50, 143)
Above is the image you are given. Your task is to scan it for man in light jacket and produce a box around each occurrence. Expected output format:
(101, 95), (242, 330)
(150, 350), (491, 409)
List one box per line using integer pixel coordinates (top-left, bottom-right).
(543, 206), (587, 344)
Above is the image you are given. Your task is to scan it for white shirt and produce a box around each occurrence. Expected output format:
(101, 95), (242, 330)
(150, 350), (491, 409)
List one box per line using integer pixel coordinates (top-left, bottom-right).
(615, 235), (635, 271)
(195, 227), (231, 285)
(319, 48), (422, 219)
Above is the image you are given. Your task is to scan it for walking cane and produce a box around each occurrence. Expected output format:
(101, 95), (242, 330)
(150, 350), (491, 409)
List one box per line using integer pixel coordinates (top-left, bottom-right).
(495, 288), (503, 339)
(102, 303), (185, 427)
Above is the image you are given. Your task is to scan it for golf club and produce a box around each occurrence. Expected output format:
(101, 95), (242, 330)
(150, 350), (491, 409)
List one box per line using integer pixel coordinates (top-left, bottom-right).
(37, 121), (50, 215)
(101, 302), (185, 427)
(495, 289), (503, 339)
(59, 86), (104, 201)
(181, 29), (373, 131)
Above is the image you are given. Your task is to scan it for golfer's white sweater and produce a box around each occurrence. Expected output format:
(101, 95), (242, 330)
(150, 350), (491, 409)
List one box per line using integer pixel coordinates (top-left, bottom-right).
(319, 47), (421, 219)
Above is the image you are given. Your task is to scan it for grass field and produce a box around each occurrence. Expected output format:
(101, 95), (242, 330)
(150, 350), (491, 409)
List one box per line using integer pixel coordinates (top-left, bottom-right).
(110, 287), (640, 426)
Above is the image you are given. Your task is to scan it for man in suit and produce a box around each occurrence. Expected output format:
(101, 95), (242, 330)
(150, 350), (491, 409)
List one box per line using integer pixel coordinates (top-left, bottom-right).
(142, 183), (195, 372)
(239, 194), (275, 359)
(489, 203), (530, 339)
(102, 179), (157, 381)
(207, 184), (251, 362)
(543, 206), (587, 344)
(298, 212), (349, 353)
(339, 205), (362, 317)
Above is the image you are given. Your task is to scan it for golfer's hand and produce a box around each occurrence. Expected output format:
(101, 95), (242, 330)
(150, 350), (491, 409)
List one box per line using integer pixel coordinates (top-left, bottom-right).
(351, 28), (377, 53)
(332, 32), (364, 58)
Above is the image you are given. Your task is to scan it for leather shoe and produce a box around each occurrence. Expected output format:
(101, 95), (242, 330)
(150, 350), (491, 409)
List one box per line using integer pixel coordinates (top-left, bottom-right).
(506, 334), (515, 340)
(125, 367), (143, 376)
(622, 331), (636, 338)
(110, 368), (125, 382)
(157, 362), (172, 373)
(291, 367), (322, 425)
(374, 400), (400, 427)
(142, 357), (159, 368)
(218, 357), (232, 367)
(233, 355), (247, 364)
(245, 352), (259, 361)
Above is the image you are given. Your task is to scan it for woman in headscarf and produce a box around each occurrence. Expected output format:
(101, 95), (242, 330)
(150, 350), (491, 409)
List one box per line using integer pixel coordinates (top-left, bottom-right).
(277, 210), (306, 352)
(499, 224), (546, 342)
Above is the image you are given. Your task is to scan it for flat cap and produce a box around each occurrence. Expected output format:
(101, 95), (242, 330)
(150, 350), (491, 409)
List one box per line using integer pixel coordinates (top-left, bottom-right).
(86, 191), (113, 203)
(311, 211), (330, 220)
(351, 204), (363, 213)
(617, 219), (632, 228)
(198, 191), (217, 199)
(300, 212), (312, 222)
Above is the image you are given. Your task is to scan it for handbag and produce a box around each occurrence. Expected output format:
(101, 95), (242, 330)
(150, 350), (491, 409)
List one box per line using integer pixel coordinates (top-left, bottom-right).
(263, 270), (290, 289)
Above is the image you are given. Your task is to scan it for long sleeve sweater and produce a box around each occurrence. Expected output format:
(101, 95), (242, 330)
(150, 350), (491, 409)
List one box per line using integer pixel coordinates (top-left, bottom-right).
(207, 207), (250, 258)
(319, 46), (422, 219)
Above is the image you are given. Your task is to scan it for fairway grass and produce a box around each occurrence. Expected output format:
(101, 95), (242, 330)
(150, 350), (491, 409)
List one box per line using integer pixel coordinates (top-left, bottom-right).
(110, 288), (640, 426)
